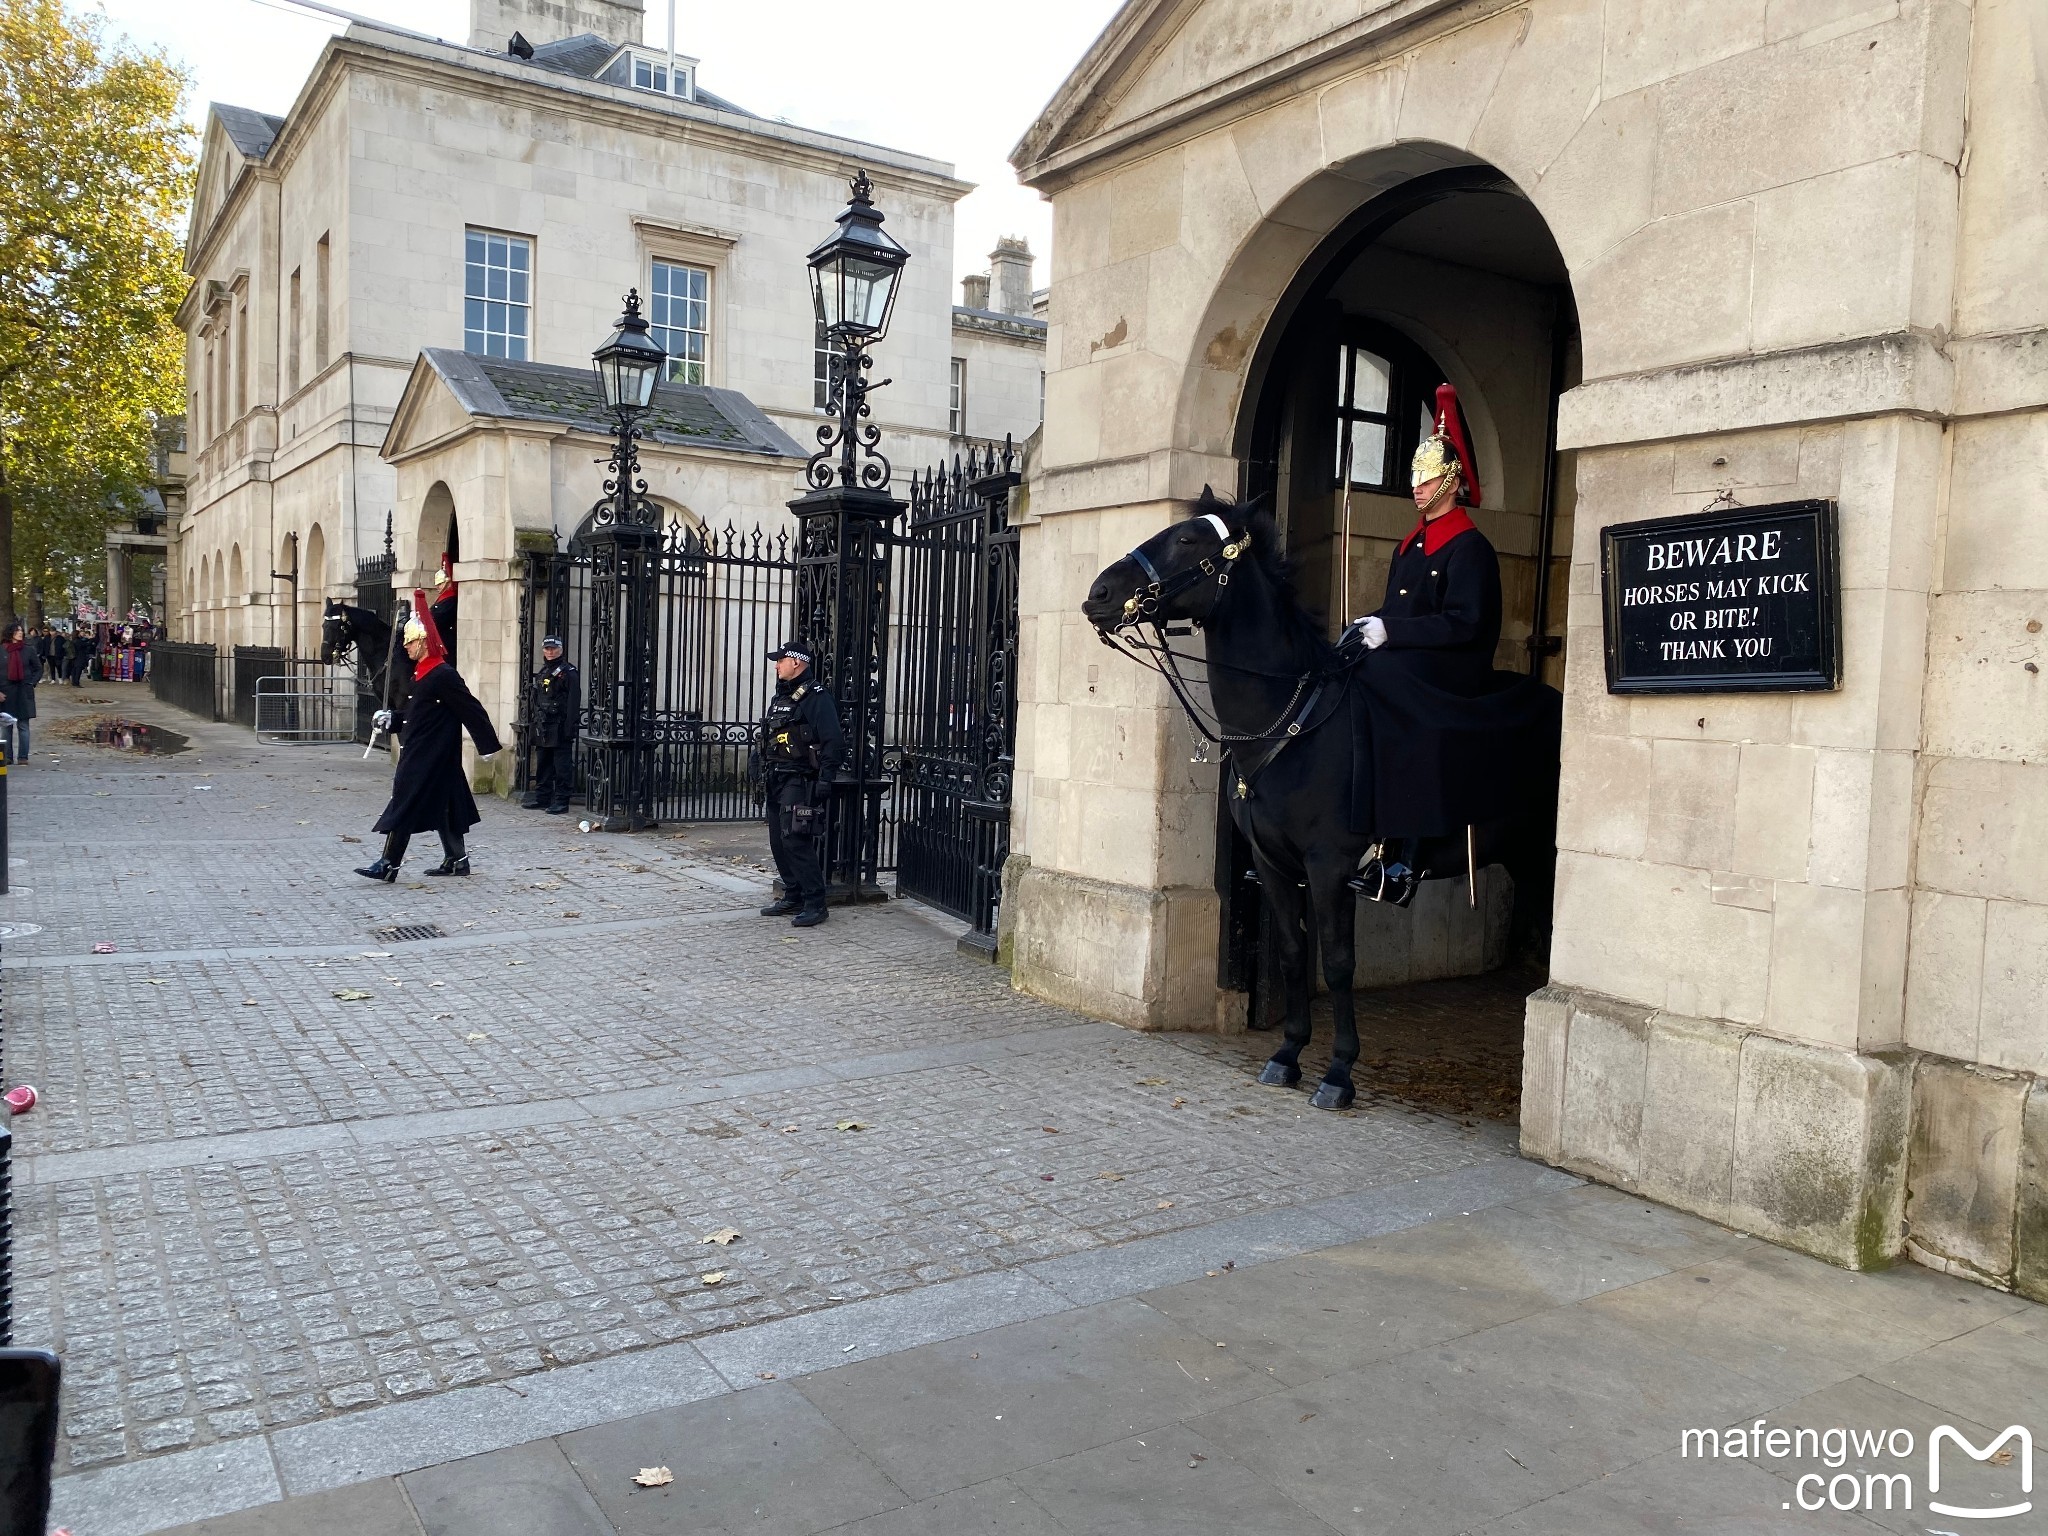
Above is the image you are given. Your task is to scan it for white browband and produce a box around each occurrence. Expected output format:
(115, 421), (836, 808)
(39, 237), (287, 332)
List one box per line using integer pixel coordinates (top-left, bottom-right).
(1201, 512), (1235, 543)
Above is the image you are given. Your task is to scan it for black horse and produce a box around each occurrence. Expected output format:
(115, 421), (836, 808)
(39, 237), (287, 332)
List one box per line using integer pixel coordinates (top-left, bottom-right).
(1083, 491), (1559, 1110)
(320, 599), (406, 732)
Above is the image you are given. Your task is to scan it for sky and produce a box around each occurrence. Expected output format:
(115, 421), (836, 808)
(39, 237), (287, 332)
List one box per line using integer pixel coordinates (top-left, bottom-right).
(83, 0), (1127, 287)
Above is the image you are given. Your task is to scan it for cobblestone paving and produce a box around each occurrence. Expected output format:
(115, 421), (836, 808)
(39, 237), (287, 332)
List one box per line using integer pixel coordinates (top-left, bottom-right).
(8, 687), (1504, 1478)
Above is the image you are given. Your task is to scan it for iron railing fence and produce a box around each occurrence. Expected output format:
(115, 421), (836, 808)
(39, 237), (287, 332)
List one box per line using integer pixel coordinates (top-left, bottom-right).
(515, 521), (796, 824)
(149, 641), (223, 722)
(231, 646), (285, 729)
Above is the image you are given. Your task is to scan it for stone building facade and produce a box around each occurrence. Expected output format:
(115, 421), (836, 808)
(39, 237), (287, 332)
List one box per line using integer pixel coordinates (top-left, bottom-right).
(950, 238), (1048, 449)
(175, 0), (971, 751)
(1007, 0), (2048, 1291)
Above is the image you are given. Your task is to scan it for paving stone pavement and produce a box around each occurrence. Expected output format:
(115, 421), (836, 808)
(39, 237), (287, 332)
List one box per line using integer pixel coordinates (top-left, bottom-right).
(9, 686), (1524, 1530)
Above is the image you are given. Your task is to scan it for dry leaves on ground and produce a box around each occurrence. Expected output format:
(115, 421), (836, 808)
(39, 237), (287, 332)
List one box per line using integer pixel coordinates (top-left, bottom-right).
(631, 1467), (674, 1488)
(1094, 1172), (1124, 1182)
(834, 1119), (865, 1132)
(700, 1271), (729, 1287)
(333, 989), (374, 1001)
(701, 1227), (742, 1246)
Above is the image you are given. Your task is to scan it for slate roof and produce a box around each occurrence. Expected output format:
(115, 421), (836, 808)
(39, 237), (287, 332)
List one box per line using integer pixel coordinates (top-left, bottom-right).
(413, 349), (804, 458)
(518, 32), (758, 117)
(213, 104), (285, 161)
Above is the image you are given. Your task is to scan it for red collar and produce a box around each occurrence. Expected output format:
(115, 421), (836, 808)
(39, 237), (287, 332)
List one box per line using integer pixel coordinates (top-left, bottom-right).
(1398, 507), (1475, 557)
(413, 655), (443, 682)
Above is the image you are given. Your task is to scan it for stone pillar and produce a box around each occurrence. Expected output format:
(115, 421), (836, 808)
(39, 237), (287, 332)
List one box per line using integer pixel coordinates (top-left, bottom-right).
(106, 547), (129, 621)
(961, 273), (991, 311)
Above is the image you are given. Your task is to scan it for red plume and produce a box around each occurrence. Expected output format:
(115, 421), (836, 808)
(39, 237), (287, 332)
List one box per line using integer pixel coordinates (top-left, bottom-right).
(410, 588), (447, 668)
(1434, 383), (1481, 507)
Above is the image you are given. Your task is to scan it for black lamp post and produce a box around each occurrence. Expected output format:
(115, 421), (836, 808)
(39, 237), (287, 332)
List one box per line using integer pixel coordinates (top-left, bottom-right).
(583, 290), (666, 832)
(793, 171), (910, 900)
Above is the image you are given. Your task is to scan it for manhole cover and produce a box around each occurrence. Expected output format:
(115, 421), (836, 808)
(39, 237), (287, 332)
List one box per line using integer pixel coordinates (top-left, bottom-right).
(0, 924), (43, 939)
(373, 923), (447, 943)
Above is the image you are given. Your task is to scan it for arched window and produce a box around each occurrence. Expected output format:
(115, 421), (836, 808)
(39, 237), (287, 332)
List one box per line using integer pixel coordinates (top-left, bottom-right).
(1333, 323), (1445, 495)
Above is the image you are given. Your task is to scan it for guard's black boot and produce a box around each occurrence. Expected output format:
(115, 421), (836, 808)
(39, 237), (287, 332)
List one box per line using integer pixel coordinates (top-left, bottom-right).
(356, 833), (406, 882)
(759, 897), (802, 917)
(520, 793), (544, 809)
(1376, 862), (1421, 908)
(546, 803), (570, 815)
(425, 856), (470, 877)
(790, 906), (828, 928)
(1310, 1076), (1357, 1111)
(1257, 1057), (1303, 1088)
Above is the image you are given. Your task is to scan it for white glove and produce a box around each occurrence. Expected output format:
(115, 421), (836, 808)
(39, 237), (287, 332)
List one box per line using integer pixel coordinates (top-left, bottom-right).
(372, 709), (393, 731)
(1359, 616), (1388, 650)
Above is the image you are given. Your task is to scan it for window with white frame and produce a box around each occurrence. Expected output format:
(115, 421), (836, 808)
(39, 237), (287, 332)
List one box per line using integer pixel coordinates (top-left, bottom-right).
(464, 230), (532, 360)
(813, 322), (838, 410)
(649, 259), (709, 383)
(630, 55), (694, 99)
(948, 357), (966, 435)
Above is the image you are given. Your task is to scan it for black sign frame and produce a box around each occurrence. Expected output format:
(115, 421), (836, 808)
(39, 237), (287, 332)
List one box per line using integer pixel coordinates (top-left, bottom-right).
(1601, 499), (1841, 694)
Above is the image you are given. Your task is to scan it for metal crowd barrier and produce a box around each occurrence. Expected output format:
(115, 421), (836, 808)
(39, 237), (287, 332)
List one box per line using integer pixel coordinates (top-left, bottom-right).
(254, 671), (361, 743)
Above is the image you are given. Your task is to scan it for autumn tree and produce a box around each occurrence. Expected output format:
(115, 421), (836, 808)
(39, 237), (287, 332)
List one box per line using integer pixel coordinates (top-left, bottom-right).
(0, 0), (191, 626)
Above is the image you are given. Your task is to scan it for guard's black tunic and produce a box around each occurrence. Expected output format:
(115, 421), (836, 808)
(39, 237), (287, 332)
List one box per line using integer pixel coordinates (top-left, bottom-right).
(1357, 514), (1558, 838)
(430, 589), (458, 670)
(373, 660), (502, 836)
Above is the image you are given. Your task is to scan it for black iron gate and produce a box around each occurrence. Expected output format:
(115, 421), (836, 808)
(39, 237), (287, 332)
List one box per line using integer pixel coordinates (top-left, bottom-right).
(886, 442), (1021, 945)
(515, 521), (795, 822)
(353, 515), (397, 744)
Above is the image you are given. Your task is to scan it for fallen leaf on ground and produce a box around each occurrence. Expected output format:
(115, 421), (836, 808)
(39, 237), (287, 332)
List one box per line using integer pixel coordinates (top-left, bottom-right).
(757, 1371), (776, 1380)
(631, 1467), (673, 1488)
(1040, 1174), (1055, 1182)
(1040, 1126), (1059, 1134)
(1298, 1413), (1316, 1424)
(779, 1125), (799, 1134)
(333, 989), (374, 1001)
(466, 1032), (489, 1042)
(1992, 1447), (2016, 1466)
(508, 960), (527, 967)
(1094, 1172), (1124, 1182)
(700, 1271), (729, 1287)
(435, 1012), (454, 1021)
(1189, 1453), (1207, 1466)
(835, 1119), (865, 1132)
(563, 911), (581, 918)
(701, 1227), (742, 1246)
(1136, 1077), (1169, 1086)
(339, 835), (362, 843)
(1171, 1097), (1188, 1109)
(144, 979), (165, 986)
(1156, 1200), (1175, 1210)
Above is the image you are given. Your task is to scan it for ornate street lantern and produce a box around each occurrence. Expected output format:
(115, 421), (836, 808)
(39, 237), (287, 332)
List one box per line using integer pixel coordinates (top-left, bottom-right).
(592, 289), (666, 415)
(807, 170), (909, 346)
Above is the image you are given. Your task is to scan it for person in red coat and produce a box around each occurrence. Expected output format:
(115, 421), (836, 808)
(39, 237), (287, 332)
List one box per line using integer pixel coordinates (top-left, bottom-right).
(1344, 383), (1555, 904)
(355, 590), (500, 881)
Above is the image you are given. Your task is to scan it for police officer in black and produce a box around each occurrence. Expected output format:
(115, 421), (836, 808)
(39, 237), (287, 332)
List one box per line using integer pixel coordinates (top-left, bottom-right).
(758, 639), (845, 927)
(522, 636), (580, 814)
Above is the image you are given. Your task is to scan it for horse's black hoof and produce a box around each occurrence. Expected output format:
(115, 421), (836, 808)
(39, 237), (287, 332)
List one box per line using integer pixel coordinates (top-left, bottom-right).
(1309, 1079), (1356, 1111)
(1257, 1059), (1302, 1088)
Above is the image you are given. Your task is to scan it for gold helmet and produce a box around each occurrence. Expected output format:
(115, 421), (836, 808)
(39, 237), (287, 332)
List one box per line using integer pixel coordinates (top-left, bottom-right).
(1410, 383), (1480, 505)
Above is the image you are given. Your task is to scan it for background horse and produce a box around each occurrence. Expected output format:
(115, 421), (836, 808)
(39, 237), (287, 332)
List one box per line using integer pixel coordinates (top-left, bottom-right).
(1083, 490), (1559, 1109)
(320, 599), (405, 733)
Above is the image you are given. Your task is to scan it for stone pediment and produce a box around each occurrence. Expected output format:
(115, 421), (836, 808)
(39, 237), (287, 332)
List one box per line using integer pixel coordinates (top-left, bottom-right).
(188, 106), (283, 253)
(382, 349), (805, 463)
(1014, 0), (1458, 180)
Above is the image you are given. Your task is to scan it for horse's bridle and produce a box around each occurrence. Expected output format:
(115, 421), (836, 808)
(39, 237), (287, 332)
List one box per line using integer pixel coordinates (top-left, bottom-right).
(1117, 512), (1245, 625)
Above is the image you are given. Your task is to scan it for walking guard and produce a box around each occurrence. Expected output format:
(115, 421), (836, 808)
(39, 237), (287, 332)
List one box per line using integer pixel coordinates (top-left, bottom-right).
(1342, 382), (1557, 906)
(355, 590), (501, 882)
(522, 635), (580, 814)
(756, 639), (844, 927)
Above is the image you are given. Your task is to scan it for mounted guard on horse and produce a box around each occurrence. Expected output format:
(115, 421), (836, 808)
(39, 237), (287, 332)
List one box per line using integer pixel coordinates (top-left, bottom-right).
(1084, 383), (1560, 1108)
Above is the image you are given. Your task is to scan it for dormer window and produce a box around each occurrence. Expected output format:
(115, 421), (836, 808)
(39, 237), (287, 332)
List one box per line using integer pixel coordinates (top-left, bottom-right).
(628, 53), (694, 100)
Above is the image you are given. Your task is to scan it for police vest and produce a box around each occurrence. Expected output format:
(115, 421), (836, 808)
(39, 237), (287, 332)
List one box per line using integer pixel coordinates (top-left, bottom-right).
(762, 686), (818, 768)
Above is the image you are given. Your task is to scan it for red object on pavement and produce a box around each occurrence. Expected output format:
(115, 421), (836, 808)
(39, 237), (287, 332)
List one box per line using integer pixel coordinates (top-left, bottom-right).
(91, 941), (115, 954)
(5, 1084), (37, 1114)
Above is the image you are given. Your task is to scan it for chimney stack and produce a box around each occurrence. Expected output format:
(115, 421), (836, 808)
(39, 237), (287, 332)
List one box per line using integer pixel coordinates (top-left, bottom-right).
(988, 237), (1033, 318)
(471, 0), (646, 51)
(961, 273), (991, 310)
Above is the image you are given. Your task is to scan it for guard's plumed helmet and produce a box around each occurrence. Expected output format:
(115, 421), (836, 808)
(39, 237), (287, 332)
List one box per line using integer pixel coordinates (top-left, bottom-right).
(402, 589), (447, 661)
(1410, 382), (1481, 507)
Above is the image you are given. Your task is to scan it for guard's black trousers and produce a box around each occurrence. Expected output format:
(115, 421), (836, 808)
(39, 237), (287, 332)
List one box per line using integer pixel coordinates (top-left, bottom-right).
(767, 800), (826, 911)
(533, 741), (575, 809)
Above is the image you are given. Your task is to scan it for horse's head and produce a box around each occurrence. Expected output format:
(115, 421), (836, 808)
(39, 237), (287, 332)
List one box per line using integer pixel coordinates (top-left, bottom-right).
(319, 600), (352, 665)
(1083, 487), (1251, 633)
